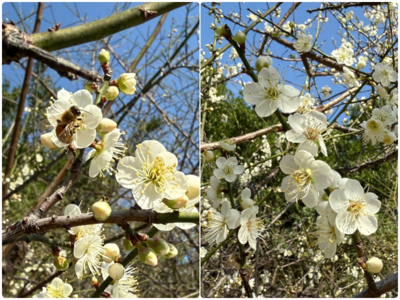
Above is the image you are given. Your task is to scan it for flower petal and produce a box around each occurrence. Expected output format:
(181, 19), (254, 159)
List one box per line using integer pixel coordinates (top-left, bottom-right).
(255, 98), (278, 117)
(243, 83), (266, 105)
(364, 193), (381, 215)
(297, 140), (318, 157)
(329, 189), (348, 213)
(357, 215), (378, 236)
(75, 128), (96, 149)
(226, 209), (241, 229)
(287, 113), (305, 133)
(279, 155), (297, 174)
(311, 161), (333, 189)
(343, 179), (364, 200)
(82, 105), (102, 130)
(335, 211), (357, 234)
(302, 186), (318, 208)
(72, 89), (93, 108)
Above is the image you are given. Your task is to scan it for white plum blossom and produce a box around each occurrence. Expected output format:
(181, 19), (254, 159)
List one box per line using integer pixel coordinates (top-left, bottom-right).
(238, 206), (264, 250)
(116, 140), (188, 209)
(372, 63), (398, 87)
(298, 93), (315, 113)
(360, 118), (385, 145)
(243, 66), (300, 117)
(321, 85), (332, 98)
(36, 277), (73, 298)
(331, 44), (356, 66)
(377, 86), (398, 105)
(74, 234), (106, 279)
(86, 129), (126, 178)
(342, 67), (360, 88)
(280, 150), (333, 208)
(286, 111), (328, 156)
(213, 157), (245, 182)
(204, 201), (241, 244)
(64, 204), (103, 238)
(47, 89), (102, 148)
(377, 130), (397, 145)
(101, 262), (139, 298)
(329, 179), (381, 235)
(207, 175), (223, 208)
(293, 33), (313, 53)
(371, 105), (397, 126)
(316, 204), (345, 259)
(219, 138), (236, 152)
(240, 188), (254, 209)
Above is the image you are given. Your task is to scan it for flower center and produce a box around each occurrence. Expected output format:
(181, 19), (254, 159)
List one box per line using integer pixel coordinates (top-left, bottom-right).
(304, 121), (323, 141)
(381, 69), (389, 78)
(348, 200), (365, 216)
(223, 164), (234, 175)
(265, 86), (281, 101)
(285, 168), (313, 201)
(47, 284), (66, 298)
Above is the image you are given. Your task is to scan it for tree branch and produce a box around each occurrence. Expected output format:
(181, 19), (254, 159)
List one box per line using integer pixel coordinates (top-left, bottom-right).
(31, 2), (188, 51)
(354, 272), (398, 298)
(3, 209), (198, 245)
(336, 149), (398, 173)
(201, 124), (282, 151)
(2, 2), (44, 199)
(307, 2), (383, 14)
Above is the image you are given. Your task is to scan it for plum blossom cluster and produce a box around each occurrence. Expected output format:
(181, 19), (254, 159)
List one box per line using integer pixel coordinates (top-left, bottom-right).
(40, 49), (136, 179)
(202, 143), (265, 250)
(361, 86), (398, 146)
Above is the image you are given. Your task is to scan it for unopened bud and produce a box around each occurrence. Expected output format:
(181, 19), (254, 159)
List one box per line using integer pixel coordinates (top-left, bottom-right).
(162, 195), (188, 209)
(104, 86), (119, 101)
(97, 118), (117, 135)
(233, 30), (246, 44)
(98, 49), (110, 64)
(147, 238), (170, 256)
(103, 243), (120, 263)
(366, 257), (383, 274)
(92, 200), (112, 221)
(123, 238), (135, 252)
(84, 81), (95, 93)
(54, 256), (69, 271)
(40, 132), (58, 150)
(108, 263), (125, 280)
(117, 73), (137, 95)
(204, 150), (215, 162)
(215, 25), (226, 36)
(138, 246), (158, 266)
(255, 56), (273, 72)
(186, 175), (199, 199)
(164, 243), (178, 259)
(289, 21), (295, 29)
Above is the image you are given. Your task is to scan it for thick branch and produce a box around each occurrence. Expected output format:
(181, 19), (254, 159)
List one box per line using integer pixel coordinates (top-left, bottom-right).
(354, 272), (398, 298)
(3, 31), (102, 81)
(31, 2), (188, 51)
(3, 210), (198, 245)
(314, 87), (359, 112)
(201, 124), (282, 151)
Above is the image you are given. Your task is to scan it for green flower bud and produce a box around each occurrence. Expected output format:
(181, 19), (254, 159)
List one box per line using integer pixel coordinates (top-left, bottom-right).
(147, 238), (170, 256)
(366, 257), (383, 274)
(203, 150), (215, 162)
(84, 81), (95, 93)
(40, 133), (58, 150)
(104, 86), (119, 101)
(215, 25), (226, 36)
(255, 56), (273, 72)
(92, 201), (112, 221)
(289, 21), (295, 29)
(186, 175), (199, 199)
(163, 243), (178, 259)
(233, 30), (246, 44)
(138, 246), (158, 266)
(117, 73), (137, 95)
(98, 49), (110, 64)
(97, 118), (117, 135)
(108, 263), (125, 280)
(162, 195), (189, 209)
(103, 243), (120, 263)
(54, 256), (69, 271)
(123, 238), (135, 252)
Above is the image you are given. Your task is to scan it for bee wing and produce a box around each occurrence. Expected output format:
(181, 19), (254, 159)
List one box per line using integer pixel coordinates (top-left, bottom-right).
(56, 123), (74, 144)
(47, 113), (64, 127)
(37, 119), (53, 132)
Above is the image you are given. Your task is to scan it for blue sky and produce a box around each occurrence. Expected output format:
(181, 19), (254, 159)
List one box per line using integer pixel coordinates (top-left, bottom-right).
(201, 2), (380, 125)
